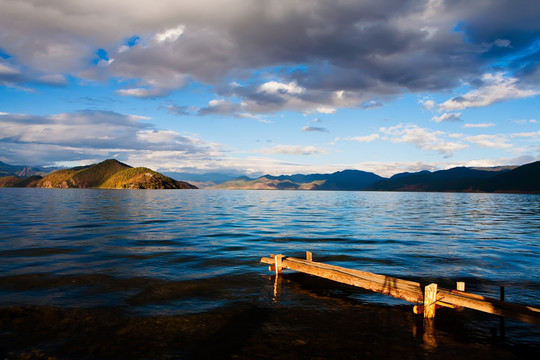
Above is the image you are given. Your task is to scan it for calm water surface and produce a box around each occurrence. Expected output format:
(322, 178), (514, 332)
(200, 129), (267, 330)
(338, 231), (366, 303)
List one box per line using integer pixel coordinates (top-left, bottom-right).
(0, 188), (539, 359)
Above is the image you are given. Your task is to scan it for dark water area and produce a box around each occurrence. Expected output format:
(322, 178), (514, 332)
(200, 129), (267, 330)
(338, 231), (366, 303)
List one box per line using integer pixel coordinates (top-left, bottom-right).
(0, 188), (539, 359)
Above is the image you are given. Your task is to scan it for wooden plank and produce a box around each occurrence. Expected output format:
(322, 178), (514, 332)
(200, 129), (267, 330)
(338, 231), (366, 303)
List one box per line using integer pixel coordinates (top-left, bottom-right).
(287, 257), (422, 292)
(261, 256), (423, 303)
(437, 289), (540, 326)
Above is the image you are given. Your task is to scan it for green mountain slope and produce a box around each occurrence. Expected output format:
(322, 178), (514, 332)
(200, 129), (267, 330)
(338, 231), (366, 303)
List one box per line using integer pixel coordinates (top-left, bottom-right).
(36, 169), (79, 188)
(34, 159), (196, 189)
(0, 175), (43, 187)
(101, 167), (197, 189)
(69, 159), (131, 188)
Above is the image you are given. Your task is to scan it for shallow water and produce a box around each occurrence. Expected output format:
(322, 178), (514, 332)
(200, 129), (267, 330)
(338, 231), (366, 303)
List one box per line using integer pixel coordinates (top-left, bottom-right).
(0, 188), (539, 359)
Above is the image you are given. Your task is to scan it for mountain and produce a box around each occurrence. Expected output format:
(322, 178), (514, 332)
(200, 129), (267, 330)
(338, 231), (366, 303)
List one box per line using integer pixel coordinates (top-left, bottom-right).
(367, 162), (538, 193)
(2, 159), (538, 193)
(0, 175), (43, 188)
(32, 159), (197, 189)
(212, 170), (384, 190)
(162, 172), (249, 188)
(212, 161), (539, 193)
(367, 167), (504, 192)
(389, 170), (431, 180)
(0, 161), (57, 177)
(479, 161), (540, 193)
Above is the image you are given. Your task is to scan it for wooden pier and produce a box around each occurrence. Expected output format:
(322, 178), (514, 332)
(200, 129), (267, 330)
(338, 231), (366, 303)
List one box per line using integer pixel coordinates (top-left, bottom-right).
(261, 252), (540, 326)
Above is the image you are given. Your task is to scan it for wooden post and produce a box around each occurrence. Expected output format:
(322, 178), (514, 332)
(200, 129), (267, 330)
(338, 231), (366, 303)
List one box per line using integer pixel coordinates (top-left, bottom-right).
(306, 251), (313, 261)
(424, 283), (438, 319)
(274, 254), (283, 275)
(457, 281), (465, 291)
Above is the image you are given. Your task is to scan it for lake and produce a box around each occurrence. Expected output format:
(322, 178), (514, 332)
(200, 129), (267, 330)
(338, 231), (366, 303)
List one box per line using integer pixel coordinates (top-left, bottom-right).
(0, 188), (539, 359)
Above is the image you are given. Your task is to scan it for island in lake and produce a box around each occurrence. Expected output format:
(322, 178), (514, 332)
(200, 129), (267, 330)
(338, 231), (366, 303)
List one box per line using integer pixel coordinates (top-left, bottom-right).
(0, 159), (197, 189)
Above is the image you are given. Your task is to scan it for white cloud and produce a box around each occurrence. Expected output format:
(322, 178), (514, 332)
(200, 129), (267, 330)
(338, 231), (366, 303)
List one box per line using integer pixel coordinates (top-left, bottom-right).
(155, 25), (185, 43)
(346, 134), (380, 142)
(315, 106), (337, 114)
(380, 124), (467, 156)
(464, 134), (512, 149)
(0, 110), (219, 164)
(198, 99), (243, 116)
(439, 73), (539, 111)
(419, 98), (435, 111)
(238, 82), (356, 115)
(464, 122), (495, 128)
(510, 131), (540, 138)
(432, 112), (461, 123)
(209, 99), (225, 107)
(117, 45), (130, 54)
(258, 81), (304, 95)
(0, 63), (20, 75)
(136, 130), (189, 144)
(116, 88), (165, 98)
(510, 119), (538, 124)
(37, 74), (68, 85)
(255, 144), (329, 156)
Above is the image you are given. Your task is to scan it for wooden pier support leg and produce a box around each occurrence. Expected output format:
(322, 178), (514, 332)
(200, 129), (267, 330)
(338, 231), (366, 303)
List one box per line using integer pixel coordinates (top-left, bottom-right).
(424, 283), (438, 319)
(306, 251), (312, 262)
(273, 274), (282, 299)
(423, 318), (437, 349)
(274, 254), (283, 276)
(454, 281), (466, 311)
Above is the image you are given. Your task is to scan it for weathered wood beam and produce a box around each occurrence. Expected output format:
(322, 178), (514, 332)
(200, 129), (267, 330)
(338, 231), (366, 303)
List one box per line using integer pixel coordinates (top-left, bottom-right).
(437, 289), (540, 326)
(261, 256), (423, 303)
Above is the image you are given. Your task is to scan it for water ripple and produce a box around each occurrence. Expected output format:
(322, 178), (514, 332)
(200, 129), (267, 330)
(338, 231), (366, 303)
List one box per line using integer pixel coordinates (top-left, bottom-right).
(0, 189), (538, 318)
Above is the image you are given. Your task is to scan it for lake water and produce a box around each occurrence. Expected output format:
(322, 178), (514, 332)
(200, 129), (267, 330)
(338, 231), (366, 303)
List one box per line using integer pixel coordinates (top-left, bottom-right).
(0, 188), (539, 359)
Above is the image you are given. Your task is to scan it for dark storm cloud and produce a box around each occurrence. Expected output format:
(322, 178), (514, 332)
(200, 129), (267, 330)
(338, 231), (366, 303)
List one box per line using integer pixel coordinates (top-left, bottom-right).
(1, 0), (539, 112)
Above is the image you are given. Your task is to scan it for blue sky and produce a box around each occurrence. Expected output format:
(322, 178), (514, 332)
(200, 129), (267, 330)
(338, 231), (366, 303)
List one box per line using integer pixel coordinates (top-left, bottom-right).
(1, 0), (539, 177)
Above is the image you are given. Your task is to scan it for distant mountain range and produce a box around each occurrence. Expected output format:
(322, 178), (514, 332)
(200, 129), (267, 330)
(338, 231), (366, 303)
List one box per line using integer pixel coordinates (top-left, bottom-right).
(212, 170), (384, 190)
(0, 161), (59, 177)
(161, 171), (246, 189)
(1, 159), (539, 193)
(212, 161), (540, 194)
(0, 159), (197, 189)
